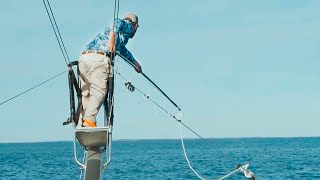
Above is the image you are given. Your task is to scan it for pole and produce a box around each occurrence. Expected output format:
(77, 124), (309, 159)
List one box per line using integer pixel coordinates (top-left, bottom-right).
(116, 51), (181, 111)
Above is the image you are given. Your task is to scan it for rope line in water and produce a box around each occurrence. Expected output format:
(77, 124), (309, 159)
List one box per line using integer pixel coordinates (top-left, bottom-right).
(178, 122), (207, 180)
(0, 70), (67, 107)
(116, 70), (209, 178)
(217, 168), (240, 180)
(179, 120), (253, 180)
(116, 70), (255, 180)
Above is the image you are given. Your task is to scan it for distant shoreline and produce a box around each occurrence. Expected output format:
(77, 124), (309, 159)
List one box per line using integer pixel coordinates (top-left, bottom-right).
(1, 136), (319, 144)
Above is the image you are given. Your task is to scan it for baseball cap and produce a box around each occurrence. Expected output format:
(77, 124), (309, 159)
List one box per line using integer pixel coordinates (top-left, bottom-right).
(124, 13), (138, 24)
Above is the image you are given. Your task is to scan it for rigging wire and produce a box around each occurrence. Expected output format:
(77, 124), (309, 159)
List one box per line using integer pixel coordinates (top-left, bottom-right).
(0, 70), (67, 107)
(42, 0), (71, 65)
(113, 0), (120, 23)
(116, 71), (203, 139)
(107, 0), (120, 125)
(1, 1), (73, 107)
(179, 121), (203, 140)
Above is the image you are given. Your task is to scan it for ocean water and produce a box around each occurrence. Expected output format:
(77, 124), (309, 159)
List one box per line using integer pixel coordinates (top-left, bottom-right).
(0, 137), (319, 180)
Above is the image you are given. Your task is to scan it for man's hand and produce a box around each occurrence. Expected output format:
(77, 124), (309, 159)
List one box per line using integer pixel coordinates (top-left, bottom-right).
(134, 62), (142, 73)
(107, 31), (116, 53)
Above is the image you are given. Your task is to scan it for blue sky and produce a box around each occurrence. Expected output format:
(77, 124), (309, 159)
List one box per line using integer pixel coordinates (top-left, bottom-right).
(0, 0), (319, 142)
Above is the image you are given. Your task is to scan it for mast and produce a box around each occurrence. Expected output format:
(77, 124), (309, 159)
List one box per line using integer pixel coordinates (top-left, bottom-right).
(65, 61), (113, 180)
(66, 0), (120, 178)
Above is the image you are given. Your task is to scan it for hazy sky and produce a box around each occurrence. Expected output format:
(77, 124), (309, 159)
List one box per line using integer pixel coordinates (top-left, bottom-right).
(1, 0), (319, 143)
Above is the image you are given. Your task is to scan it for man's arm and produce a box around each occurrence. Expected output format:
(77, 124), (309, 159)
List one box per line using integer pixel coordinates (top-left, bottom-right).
(107, 19), (134, 53)
(107, 31), (116, 53)
(119, 46), (142, 73)
(134, 61), (142, 73)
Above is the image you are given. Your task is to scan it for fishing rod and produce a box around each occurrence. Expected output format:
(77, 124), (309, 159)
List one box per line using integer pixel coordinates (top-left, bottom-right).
(116, 51), (181, 111)
(141, 72), (181, 111)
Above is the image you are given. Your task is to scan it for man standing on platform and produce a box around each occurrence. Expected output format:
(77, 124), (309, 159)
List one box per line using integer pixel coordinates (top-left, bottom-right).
(78, 13), (142, 127)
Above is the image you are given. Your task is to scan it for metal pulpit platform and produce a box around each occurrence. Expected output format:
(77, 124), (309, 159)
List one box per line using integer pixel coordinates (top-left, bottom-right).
(75, 127), (110, 150)
(73, 126), (112, 180)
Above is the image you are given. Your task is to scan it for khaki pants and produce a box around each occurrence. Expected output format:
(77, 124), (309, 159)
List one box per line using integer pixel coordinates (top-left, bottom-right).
(78, 53), (112, 123)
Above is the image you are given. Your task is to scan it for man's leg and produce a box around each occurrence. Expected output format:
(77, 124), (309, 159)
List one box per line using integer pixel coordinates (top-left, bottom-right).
(78, 60), (91, 125)
(83, 59), (110, 126)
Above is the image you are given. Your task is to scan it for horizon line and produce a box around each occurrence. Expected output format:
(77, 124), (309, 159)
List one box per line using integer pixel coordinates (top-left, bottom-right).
(1, 136), (319, 144)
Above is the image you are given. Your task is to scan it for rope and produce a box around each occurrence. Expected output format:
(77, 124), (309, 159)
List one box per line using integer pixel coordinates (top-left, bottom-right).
(115, 71), (203, 139)
(113, 61), (257, 179)
(42, 0), (70, 65)
(115, 71), (255, 180)
(178, 122), (207, 180)
(217, 168), (240, 180)
(179, 121), (254, 180)
(116, 71), (208, 178)
(0, 70), (67, 107)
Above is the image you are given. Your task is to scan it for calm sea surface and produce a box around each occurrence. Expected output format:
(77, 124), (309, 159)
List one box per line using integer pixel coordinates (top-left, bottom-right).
(0, 137), (319, 180)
